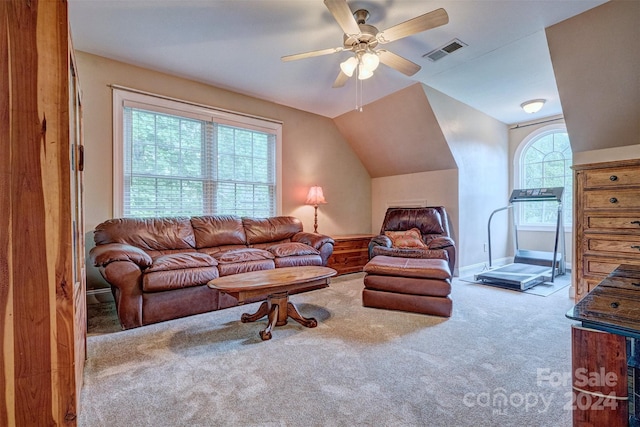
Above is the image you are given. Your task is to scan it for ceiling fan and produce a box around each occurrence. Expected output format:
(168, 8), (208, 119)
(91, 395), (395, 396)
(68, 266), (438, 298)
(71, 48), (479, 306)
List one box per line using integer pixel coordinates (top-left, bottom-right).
(281, 0), (449, 88)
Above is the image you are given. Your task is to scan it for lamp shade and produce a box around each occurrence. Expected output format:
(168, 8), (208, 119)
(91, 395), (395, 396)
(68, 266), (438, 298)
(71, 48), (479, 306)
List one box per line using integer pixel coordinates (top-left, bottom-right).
(521, 99), (546, 114)
(305, 186), (327, 205)
(361, 51), (380, 71)
(340, 57), (358, 77)
(358, 67), (374, 80)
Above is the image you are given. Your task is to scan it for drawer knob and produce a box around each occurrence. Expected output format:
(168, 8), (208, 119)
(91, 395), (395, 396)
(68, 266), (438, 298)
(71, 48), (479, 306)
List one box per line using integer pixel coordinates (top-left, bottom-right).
(632, 220), (640, 226)
(611, 302), (619, 309)
(609, 197), (618, 204)
(610, 175), (618, 181)
(633, 283), (640, 287)
(632, 245), (640, 251)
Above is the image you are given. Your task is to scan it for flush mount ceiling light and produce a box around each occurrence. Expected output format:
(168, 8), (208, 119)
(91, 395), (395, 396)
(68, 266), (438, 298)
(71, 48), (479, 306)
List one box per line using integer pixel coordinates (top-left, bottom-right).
(521, 99), (546, 114)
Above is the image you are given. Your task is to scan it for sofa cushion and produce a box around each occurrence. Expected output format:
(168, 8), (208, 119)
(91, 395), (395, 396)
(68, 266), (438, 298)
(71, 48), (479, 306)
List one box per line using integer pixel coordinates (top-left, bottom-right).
(146, 252), (218, 273)
(213, 248), (274, 264)
(267, 242), (320, 257)
(94, 217), (196, 251)
(364, 256), (451, 280)
(274, 254), (322, 268)
(191, 215), (247, 248)
(384, 228), (427, 249)
(217, 260), (275, 276)
(242, 216), (303, 245)
(143, 267), (219, 292)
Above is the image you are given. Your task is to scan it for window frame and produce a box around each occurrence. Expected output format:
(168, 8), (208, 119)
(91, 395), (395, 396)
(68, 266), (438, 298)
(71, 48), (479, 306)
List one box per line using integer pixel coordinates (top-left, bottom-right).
(112, 87), (282, 218)
(513, 123), (573, 231)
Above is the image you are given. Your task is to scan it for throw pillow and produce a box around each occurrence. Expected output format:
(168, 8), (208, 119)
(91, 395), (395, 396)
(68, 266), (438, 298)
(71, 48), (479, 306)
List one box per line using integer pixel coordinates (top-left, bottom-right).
(384, 228), (427, 249)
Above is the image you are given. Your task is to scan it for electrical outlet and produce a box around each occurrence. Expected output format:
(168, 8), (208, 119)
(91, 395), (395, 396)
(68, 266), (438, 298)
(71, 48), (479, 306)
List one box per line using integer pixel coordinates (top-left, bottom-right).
(483, 243), (487, 252)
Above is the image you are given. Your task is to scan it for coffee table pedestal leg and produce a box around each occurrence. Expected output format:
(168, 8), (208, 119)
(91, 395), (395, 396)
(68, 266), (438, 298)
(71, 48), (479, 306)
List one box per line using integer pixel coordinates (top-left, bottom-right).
(240, 291), (317, 341)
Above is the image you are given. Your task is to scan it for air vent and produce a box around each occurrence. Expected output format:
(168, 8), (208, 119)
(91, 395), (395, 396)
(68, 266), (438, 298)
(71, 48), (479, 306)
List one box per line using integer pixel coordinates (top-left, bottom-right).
(423, 38), (467, 62)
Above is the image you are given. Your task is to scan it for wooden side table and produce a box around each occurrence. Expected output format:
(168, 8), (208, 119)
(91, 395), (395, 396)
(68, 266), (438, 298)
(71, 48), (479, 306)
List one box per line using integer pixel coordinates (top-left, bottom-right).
(327, 234), (375, 275)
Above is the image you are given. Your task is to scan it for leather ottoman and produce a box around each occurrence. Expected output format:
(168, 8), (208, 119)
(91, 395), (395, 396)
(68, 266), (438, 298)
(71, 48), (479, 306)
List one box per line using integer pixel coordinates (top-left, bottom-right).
(362, 255), (452, 317)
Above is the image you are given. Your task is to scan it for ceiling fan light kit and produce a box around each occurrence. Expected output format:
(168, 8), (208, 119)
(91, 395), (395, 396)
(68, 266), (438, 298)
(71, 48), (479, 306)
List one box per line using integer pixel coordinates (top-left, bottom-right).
(282, 0), (449, 90)
(521, 99), (546, 113)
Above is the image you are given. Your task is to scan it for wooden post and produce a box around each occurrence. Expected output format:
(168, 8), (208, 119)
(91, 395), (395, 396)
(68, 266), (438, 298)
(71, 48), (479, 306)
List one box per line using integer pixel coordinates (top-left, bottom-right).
(0, 1), (85, 425)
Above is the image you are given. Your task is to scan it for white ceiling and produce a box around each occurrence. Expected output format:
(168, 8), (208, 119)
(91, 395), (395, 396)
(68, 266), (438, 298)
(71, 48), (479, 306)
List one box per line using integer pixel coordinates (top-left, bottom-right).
(69, 0), (608, 124)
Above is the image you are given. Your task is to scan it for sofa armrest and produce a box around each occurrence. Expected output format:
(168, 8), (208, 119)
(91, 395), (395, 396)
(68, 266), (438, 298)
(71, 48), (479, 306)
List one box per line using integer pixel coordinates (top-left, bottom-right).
(90, 243), (153, 269)
(427, 236), (455, 250)
(368, 235), (391, 259)
(292, 232), (334, 248)
(100, 261), (144, 329)
(292, 232), (335, 265)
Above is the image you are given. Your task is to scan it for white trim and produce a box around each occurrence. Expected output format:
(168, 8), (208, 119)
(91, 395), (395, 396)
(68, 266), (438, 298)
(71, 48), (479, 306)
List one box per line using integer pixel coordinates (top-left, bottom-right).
(386, 199), (428, 208)
(458, 257), (513, 278)
(112, 87), (282, 217)
(110, 84), (282, 126)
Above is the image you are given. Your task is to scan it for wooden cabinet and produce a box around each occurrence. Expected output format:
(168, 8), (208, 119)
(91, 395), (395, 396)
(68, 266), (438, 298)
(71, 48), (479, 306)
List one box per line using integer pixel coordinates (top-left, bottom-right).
(327, 234), (375, 275)
(573, 159), (640, 301)
(567, 265), (640, 425)
(1, 2), (86, 425)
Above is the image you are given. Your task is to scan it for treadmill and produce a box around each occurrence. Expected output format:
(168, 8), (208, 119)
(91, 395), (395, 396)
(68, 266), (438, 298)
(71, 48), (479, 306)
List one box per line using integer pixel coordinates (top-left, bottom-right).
(474, 187), (566, 290)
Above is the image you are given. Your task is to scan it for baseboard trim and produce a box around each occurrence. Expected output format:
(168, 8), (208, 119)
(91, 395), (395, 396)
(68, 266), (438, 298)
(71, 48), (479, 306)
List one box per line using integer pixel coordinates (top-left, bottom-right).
(458, 257), (513, 278)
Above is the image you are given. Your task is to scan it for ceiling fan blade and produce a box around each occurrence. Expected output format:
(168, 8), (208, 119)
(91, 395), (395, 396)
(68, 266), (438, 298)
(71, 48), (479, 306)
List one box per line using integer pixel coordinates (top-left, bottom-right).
(281, 47), (344, 62)
(332, 70), (350, 88)
(324, 0), (360, 36)
(378, 50), (421, 76)
(377, 8), (449, 44)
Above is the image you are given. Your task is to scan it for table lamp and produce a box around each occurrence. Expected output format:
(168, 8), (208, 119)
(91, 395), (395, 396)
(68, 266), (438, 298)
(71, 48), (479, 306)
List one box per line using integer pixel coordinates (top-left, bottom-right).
(305, 186), (327, 233)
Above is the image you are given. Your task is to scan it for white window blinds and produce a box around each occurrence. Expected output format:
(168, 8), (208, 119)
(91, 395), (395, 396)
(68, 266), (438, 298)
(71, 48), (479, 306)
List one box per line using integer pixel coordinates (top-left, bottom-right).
(115, 88), (279, 218)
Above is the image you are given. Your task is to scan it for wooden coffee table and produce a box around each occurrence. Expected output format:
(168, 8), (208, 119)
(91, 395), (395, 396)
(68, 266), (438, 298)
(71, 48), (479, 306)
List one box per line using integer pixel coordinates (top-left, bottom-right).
(207, 266), (337, 340)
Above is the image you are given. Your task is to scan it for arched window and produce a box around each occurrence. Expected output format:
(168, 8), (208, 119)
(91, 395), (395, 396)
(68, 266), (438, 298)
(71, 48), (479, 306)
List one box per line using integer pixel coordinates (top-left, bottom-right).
(516, 125), (573, 227)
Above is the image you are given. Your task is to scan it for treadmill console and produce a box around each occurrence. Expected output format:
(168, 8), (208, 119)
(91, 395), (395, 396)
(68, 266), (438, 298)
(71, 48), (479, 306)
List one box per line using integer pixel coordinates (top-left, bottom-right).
(509, 187), (563, 203)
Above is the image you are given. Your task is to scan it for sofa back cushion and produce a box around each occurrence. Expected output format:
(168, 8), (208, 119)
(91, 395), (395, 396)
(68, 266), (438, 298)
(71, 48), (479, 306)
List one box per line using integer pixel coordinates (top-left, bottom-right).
(191, 215), (247, 248)
(94, 217), (196, 251)
(381, 207), (446, 237)
(242, 216), (303, 245)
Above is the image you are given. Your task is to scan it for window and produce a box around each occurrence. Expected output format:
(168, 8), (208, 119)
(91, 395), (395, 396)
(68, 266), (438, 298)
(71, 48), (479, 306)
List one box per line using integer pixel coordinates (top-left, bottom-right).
(516, 125), (573, 227)
(113, 88), (281, 218)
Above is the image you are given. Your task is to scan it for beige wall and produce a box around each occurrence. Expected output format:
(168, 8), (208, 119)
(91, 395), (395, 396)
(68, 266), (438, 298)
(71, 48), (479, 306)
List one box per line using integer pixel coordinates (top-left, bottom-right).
(547, 0), (640, 153)
(424, 85), (510, 274)
(371, 168), (459, 236)
(76, 52), (371, 289)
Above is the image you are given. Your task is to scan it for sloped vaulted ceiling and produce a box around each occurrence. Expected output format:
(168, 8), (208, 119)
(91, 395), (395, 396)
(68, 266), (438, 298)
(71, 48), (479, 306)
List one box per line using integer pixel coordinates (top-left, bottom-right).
(546, 0), (640, 153)
(333, 84), (457, 178)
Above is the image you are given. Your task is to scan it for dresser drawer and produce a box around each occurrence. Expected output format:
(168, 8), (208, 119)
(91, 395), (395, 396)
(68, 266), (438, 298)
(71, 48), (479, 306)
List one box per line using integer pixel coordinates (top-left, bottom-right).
(327, 234), (375, 275)
(575, 278), (604, 301)
(586, 215), (640, 232)
(586, 235), (640, 256)
(584, 167), (640, 188)
(584, 189), (640, 209)
(583, 255), (640, 278)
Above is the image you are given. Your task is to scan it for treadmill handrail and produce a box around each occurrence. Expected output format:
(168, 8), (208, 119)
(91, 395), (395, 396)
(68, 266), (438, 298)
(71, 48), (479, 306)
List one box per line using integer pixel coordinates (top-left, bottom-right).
(487, 205), (512, 268)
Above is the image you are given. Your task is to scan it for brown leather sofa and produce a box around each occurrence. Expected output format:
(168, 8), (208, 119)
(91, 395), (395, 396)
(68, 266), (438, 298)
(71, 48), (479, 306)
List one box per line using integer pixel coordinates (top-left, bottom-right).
(368, 207), (456, 273)
(89, 215), (334, 329)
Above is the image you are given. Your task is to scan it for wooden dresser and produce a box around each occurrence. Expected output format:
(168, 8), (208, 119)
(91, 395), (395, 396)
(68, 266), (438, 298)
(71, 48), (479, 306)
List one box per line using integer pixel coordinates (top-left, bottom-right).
(573, 159), (640, 301)
(327, 234), (375, 275)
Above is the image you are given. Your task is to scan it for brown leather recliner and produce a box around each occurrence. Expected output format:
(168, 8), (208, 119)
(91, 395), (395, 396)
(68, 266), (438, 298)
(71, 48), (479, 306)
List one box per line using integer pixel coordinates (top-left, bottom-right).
(368, 207), (456, 273)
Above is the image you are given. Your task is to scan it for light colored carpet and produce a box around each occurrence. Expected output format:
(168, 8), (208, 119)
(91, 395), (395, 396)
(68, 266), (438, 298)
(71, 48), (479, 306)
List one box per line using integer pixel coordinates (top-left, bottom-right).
(80, 273), (575, 427)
